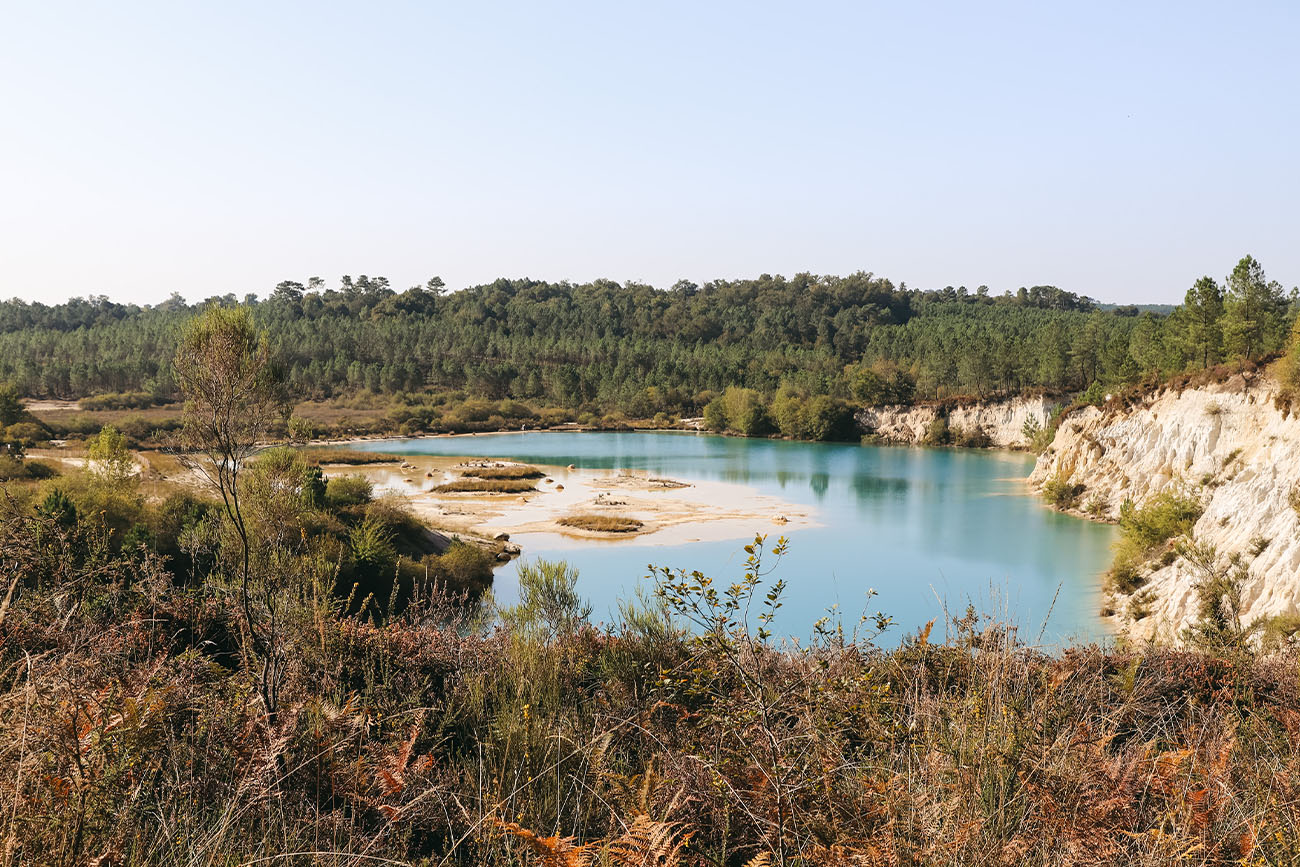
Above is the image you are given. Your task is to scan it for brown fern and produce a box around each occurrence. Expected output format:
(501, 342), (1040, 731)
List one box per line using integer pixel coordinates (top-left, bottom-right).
(494, 819), (593, 867)
(604, 815), (693, 867)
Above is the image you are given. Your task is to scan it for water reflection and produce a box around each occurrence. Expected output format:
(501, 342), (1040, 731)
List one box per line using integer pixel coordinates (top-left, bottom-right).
(349, 432), (1116, 643)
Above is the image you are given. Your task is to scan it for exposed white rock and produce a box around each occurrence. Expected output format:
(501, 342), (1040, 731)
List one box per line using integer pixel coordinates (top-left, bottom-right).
(1028, 372), (1300, 640)
(856, 395), (1061, 448)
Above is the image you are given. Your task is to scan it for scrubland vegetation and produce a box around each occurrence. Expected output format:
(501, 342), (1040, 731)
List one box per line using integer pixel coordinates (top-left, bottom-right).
(557, 514), (645, 533)
(460, 464), (545, 480)
(433, 478), (538, 494)
(3, 500), (1299, 865)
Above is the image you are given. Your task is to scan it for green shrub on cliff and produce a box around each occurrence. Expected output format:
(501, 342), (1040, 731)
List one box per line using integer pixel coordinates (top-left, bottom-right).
(1109, 490), (1204, 592)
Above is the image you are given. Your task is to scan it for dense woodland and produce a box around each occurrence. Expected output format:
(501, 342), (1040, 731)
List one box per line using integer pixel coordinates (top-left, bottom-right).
(1, 259), (1293, 434)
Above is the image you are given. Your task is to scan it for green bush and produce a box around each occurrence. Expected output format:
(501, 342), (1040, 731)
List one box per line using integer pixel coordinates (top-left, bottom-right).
(1041, 474), (1085, 509)
(953, 425), (992, 448)
(326, 474), (373, 508)
(1117, 491), (1203, 551)
(1109, 491), (1203, 592)
(921, 415), (951, 446)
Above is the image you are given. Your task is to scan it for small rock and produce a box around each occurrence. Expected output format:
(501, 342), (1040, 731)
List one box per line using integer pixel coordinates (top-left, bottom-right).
(494, 532), (510, 542)
(567, 464), (576, 470)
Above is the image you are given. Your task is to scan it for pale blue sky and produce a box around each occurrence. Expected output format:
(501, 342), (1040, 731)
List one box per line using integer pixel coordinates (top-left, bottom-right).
(1, 1), (1296, 305)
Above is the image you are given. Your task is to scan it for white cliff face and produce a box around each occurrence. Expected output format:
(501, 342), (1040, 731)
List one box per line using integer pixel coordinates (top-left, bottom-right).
(856, 395), (1061, 448)
(1028, 372), (1300, 640)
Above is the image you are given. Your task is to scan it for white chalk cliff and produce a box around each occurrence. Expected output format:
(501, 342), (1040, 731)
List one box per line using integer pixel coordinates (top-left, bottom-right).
(1028, 371), (1300, 640)
(856, 395), (1061, 449)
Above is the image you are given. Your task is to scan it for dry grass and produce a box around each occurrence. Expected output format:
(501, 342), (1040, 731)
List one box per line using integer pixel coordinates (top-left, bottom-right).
(2, 502), (1299, 866)
(557, 514), (644, 533)
(459, 464), (545, 480)
(434, 478), (538, 493)
(294, 447), (403, 465)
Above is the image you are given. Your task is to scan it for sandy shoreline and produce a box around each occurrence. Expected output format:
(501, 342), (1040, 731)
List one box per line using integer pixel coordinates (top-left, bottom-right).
(336, 453), (817, 548)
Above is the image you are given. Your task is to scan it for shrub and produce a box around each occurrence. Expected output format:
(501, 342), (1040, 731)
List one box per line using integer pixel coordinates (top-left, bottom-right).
(702, 396), (727, 432)
(326, 474), (374, 507)
(1079, 380), (1107, 406)
(459, 465), (544, 480)
(3, 421), (46, 447)
(434, 478), (536, 493)
(86, 424), (136, 485)
(76, 391), (159, 411)
(921, 415), (951, 446)
(1109, 491), (1203, 593)
(953, 424), (992, 448)
(557, 514), (644, 533)
(1042, 474), (1085, 510)
(287, 415), (315, 442)
(1118, 491), (1203, 551)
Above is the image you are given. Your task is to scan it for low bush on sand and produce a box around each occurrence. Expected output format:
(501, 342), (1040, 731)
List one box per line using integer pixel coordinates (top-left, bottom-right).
(557, 513), (644, 532)
(459, 464), (544, 480)
(434, 478), (537, 493)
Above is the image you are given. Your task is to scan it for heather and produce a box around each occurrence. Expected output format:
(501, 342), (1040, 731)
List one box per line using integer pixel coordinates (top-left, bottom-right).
(1, 509), (1298, 865)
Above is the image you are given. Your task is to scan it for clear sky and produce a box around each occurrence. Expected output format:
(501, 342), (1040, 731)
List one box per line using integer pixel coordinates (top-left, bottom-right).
(1, 1), (1296, 306)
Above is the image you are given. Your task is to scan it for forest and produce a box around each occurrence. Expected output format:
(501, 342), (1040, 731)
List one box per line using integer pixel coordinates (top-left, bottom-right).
(0, 258), (1293, 444)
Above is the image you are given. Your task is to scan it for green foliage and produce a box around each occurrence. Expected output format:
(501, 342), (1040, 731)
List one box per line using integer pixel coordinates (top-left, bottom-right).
(1181, 276), (1224, 368)
(77, 391), (160, 411)
(0, 382), (23, 427)
(1041, 474), (1085, 510)
(771, 385), (856, 441)
(921, 414), (951, 446)
(1178, 540), (1253, 653)
(86, 424), (135, 486)
(1079, 380), (1107, 406)
(348, 514), (395, 579)
(721, 387), (772, 436)
(37, 487), (78, 527)
(287, 414), (314, 442)
(325, 474), (373, 508)
(848, 360), (916, 405)
(702, 396), (727, 432)
(1021, 415), (1057, 454)
(1109, 491), (1203, 593)
(428, 540), (494, 594)
(503, 559), (592, 640)
(1222, 254), (1288, 360)
(1118, 491), (1203, 551)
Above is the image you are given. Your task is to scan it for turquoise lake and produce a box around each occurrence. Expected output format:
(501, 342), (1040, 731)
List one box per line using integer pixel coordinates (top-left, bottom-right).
(348, 432), (1116, 644)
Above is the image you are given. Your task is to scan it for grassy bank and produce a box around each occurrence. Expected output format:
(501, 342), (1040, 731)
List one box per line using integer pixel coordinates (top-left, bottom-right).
(1, 505), (1297, 865)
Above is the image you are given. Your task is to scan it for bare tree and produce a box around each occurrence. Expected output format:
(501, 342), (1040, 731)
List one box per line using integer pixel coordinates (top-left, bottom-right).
(172, 306), (288, 714)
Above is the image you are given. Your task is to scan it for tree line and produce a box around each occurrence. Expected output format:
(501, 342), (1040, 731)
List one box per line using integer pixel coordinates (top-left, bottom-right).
(0, 258), (1293, 431)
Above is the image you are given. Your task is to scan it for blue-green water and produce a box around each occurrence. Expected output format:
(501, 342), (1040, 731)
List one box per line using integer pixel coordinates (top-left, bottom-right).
(348, 432), (1116, 643)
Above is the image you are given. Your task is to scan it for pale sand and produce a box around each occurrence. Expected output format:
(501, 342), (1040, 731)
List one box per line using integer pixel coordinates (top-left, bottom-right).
(335, 455), (817, 546)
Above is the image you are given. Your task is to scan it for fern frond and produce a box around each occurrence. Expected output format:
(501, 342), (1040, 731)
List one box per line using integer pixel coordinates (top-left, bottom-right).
(495, 819), (593, 867)
(605, 815), (693, 867)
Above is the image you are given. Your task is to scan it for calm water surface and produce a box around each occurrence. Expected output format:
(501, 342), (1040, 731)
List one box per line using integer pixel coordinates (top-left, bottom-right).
(349, 432), (1116, 643)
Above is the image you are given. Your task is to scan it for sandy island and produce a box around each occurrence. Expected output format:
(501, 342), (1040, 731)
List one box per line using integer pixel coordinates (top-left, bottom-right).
(336, 453), (817, 548)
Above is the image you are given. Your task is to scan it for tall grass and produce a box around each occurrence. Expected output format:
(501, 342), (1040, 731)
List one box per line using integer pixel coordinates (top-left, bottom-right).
(0, 510), (1297, 865)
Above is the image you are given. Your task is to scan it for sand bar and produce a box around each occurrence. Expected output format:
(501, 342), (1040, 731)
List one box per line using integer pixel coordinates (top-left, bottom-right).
(336, 454), (817, 547)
